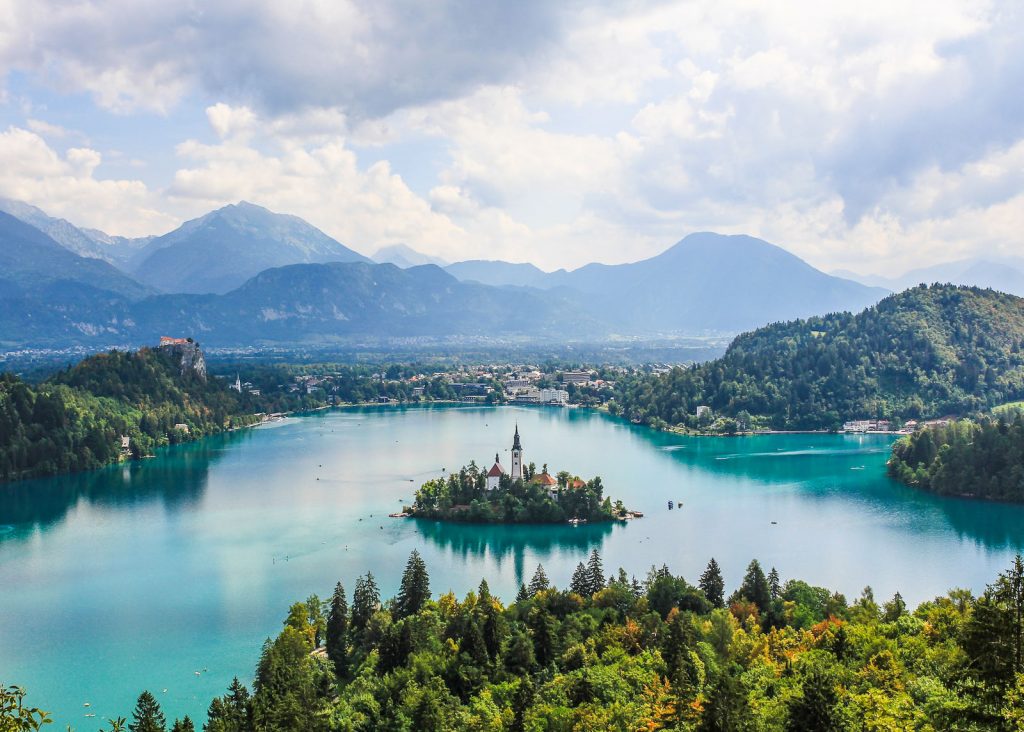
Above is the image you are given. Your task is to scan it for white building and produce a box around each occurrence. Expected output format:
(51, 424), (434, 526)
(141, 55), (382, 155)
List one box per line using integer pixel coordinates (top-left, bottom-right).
(485, 426), (525, 487)
(561, 370), (591, 384)
(511, 425), (523, 481)
(486, 454), (505, 491)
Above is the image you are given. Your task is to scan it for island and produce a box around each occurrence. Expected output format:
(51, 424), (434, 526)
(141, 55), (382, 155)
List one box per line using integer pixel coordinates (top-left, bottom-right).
(403, 425), (639, 523)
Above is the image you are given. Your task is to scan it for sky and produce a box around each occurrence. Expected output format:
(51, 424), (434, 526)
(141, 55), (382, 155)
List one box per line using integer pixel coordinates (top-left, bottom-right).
(0, 0), (1021, 274)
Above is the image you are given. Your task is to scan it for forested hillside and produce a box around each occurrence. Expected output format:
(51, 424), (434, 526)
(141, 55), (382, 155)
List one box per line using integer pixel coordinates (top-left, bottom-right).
(888, 408), (1024, 501)
(613, 284), (1024, 430)
(11, 551), (1024, 731)
(0, 344), (284, 482)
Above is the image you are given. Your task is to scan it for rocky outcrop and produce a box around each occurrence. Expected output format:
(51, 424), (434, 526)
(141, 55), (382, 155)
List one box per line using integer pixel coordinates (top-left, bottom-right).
(159, 340), (208, 381)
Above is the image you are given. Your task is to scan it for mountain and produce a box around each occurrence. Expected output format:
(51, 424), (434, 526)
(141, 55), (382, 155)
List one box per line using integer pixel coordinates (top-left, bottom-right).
(372, 243), (448, 268)
(835, 257), (1024, 297)
(129, 201), (371, 294)
(0, 197), (152, 266)
(613, 284), (1024, 430)
(448, 233), (888, 333)
(0, 210), (152, 302)
(445, 260), (559, 287)
(0, 260), (599, 348)
(129, 262), (596, 344)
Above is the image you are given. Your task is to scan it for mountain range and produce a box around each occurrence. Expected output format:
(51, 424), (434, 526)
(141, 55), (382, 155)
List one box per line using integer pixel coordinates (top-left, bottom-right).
(833, 257), (1024, 298)
(0, 198), (894, 349)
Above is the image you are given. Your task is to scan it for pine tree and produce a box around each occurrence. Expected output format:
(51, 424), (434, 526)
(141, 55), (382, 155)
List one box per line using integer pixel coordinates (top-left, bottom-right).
(350, 572), (381, 641)
(528, 564), (550, 596)
(515, 583), (530, 604)
(699, 558), (725, 608)
(739, 559), (771, 611)
(570, 562), (590, 596)
(128, 690), (166, 732)
(205, 678), (251, 732)
(768, 568), (782, 601)
(478, 578), (492, 603)
(785, 666), (841, 731)
(883, 591), (906, 621)
(326, 581), (349, 679)
(170, 717), (195, 732)
(961, 554), (1024, 706)
(586, 549), (605, 595)
(395, 549), (431, 619)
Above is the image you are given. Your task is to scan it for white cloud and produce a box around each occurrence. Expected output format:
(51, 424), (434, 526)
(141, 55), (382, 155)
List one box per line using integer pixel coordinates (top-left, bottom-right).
(0, 0), (1022, 276)
(0, 126), (175, 235)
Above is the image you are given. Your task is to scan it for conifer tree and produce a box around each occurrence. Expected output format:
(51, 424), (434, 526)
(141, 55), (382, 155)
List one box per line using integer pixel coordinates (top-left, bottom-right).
(205, 677), (251, 732)
(528, 564), (550, 596)
(128, 691), (166, 732)
(350, 572), (381, 644)
(326, 581), (349, 679)
(478, 578), (492, 603)
(170, 717), (194, 732)
(515, 583), (530, 604)
(570, 562), (590, 596)
(395, 549), (430, 619)
(739, 559), (771, 611)
(785, 666), (841, 731)
(768, 567), (782, 601)
(586, 549), (605, 595)
(699, 558), (725, 608)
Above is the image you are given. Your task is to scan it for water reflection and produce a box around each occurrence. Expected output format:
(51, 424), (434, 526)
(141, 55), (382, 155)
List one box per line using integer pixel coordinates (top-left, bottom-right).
(415, 517), (617, 585)
(0, 431), (246, 532)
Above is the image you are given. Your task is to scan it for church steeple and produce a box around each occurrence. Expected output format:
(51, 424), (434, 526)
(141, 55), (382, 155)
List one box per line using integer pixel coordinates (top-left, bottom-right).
(510, 423), (523, 481)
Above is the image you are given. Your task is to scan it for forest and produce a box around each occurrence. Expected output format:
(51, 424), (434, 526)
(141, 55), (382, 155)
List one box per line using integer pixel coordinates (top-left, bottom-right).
(411, 463), (626, 523)
(888, 408), (1024, 502)
(611, 284), (1024, 431)
(0, 345), (318, 482)
(6, 550), (1024, 731)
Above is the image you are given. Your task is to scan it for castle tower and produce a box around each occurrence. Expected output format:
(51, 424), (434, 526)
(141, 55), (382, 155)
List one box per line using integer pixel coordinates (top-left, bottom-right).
(510, 424), (524, 481)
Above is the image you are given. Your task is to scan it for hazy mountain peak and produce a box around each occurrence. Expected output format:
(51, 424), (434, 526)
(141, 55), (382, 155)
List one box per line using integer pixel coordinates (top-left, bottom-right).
(129, 202), (370, 294)
(373, 243), (449, 268)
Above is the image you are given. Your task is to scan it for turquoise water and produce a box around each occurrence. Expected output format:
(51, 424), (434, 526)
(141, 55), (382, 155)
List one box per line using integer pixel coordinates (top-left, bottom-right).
(2, 404), (1024, 726)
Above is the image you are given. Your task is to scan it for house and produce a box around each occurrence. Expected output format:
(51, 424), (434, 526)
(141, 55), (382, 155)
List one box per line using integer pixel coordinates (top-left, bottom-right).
(159, 336), (189, 346)
(696, 405), (712, 418)
(531, 470), (558, 499)
(119, 435), (131, 456)
(174, 423), (190, 434)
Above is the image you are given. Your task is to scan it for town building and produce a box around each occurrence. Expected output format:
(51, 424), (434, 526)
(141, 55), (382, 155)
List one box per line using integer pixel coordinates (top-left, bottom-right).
(561, 370), (592, 384)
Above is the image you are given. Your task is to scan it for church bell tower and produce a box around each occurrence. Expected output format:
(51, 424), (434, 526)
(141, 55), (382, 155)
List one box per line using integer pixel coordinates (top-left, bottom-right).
(510, 424), (524, 481)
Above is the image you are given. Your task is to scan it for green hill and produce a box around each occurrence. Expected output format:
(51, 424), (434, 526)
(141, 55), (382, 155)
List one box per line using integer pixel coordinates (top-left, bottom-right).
(613, 284), (1024, 430)
(888, 406), (1024, 502)
(0, 342), (261, 482)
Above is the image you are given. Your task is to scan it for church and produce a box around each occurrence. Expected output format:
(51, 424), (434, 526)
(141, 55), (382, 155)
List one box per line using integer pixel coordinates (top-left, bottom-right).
(486, 425), (525, 490)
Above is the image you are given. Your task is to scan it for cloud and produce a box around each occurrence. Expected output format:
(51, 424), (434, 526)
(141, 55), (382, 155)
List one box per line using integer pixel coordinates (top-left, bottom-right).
(0, 125), (176, 235)
(167, 131), (473, 261)
(0, 0), (1022, 276)
(0, 0), (571, 117)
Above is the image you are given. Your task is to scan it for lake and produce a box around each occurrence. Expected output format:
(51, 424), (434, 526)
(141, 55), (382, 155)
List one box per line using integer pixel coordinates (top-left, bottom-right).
(3, 404), (1024, 726)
